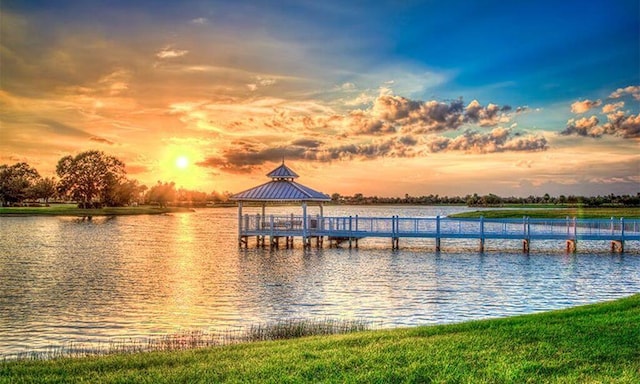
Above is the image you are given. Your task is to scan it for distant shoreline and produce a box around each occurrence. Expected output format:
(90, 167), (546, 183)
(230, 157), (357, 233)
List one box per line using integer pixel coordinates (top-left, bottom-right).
(2, 204), (638, 219)
(0, 205), (194, 217)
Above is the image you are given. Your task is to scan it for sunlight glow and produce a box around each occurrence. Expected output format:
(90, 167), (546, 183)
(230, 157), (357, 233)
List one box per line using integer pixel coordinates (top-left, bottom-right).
(176, 156), (189, 169)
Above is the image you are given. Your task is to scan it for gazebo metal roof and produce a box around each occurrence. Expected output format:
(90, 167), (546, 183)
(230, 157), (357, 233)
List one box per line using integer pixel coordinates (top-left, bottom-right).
(230, 162), (330, 202)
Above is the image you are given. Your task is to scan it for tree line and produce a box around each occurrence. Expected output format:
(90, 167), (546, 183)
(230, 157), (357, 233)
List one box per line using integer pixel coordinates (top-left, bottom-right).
(2, 150), (637, 208)
(331, 192), (640, 207)
(0, 150), (232, 208)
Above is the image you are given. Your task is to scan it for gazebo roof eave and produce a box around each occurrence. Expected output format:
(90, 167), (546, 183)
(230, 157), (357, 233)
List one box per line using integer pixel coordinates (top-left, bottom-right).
(229, 197), (331, 203)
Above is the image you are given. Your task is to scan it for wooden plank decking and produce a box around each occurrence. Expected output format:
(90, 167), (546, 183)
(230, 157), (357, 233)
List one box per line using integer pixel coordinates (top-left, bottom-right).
(238, 215), (640, 252)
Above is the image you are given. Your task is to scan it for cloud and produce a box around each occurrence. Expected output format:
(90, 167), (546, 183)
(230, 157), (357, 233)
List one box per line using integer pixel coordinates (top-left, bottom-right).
(247, 76), (277, 92)
(190, 18), (208, 25)
(603, 111), (640, 139)
(191, 91), (548, 174)
(196, 135), (422, 173)
(89, 136), (115, 145)
(464, 100), (511, 126)
(570, 99), (602, 114)
(609, 85), (640, 100)
(375, 95), (467, 132)
(560, 116), (600, 137)
(366, 95), (512, 134)
(427, 128), (547, 154)
(348, 110), (395, 135)
(602, 101), (624, 114)
(560, 111), (640, 139)
(339, 82), (356, 91)
(197, 124), (547, 173)
(515, 159), (533, 168)
(339, 94), (520, 140)
(38, 119), (92, 138)
(156, 46), (189, 59)
(291, 138), (323, 148)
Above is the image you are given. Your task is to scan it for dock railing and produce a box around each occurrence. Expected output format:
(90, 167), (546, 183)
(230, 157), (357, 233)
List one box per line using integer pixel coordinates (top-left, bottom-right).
(239, 214), (640, 250)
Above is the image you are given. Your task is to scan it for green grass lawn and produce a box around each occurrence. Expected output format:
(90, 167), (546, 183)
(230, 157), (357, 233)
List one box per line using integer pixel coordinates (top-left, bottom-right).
(2, 295), (639, 383)
(0, 204), (193, 217)
(450, 207), (640, 219)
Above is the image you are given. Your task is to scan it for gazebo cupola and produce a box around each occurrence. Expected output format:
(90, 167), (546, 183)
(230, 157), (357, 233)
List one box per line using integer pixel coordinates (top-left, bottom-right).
(266, 162), (299, 181)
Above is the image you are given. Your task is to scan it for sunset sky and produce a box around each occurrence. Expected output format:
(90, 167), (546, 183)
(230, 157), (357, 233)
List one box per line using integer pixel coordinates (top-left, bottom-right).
(1, 0), (638, 197)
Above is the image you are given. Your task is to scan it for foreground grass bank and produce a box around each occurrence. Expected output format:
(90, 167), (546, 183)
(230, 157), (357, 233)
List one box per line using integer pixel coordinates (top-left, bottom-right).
(451, 207), (640, 219)
(0, 204), (193, 217)
(2, 295), (639, 383)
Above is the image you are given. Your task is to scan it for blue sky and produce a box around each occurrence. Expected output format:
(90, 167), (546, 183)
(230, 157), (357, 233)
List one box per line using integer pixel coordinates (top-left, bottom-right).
(1, 0), (638, 196)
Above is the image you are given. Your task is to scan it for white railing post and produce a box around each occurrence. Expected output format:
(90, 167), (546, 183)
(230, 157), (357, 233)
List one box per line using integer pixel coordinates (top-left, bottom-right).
(348, 216), (353, 248)
(269, 215), (274, 238)
(436, 216), (441, 252)
(479, 216), (485, 252)
(238, 202), (243, 235)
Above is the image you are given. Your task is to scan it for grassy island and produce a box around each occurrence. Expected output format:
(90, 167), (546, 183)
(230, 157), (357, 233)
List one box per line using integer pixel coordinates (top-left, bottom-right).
(450, 207), (640, 219)
(0, 204), (194, 217)
(2, 295), (639, 383)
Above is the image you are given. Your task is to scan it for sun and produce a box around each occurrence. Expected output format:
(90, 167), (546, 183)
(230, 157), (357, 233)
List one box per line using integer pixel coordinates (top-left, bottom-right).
(175, 156), (189, 169)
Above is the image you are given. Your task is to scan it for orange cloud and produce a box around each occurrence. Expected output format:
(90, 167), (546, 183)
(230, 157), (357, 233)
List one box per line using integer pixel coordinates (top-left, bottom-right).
(570, 99), (602, 114)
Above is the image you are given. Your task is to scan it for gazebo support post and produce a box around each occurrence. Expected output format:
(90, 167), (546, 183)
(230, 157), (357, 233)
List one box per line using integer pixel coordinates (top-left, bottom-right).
(302, 202), (309, 248)
(237, 201), (244, 247)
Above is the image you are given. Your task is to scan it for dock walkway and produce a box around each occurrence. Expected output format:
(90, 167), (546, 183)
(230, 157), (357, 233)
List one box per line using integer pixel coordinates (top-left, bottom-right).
(238, 215), (640, 252)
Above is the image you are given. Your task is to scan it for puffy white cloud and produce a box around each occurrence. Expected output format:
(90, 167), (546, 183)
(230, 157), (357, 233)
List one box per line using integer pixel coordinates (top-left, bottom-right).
(603, 111), (640, 138)
(602, 101), (624, 114)
(427, 128), (547, 154)
(560, 112), (640, 139)
(570, 99), (601, 114)
(609, 85), (640, 100)
(560, 116), (600, 137)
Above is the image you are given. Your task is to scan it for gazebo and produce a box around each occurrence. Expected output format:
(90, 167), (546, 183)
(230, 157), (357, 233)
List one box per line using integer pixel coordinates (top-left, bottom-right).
(230, 161), (331, 247)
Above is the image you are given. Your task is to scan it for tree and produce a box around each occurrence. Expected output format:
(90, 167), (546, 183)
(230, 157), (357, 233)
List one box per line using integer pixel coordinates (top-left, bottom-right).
(103, 178), (146, 207)
(146, 181), (176, 208)
(30, 177), (57, 205)
(0, 162), (41, 206)
(56, 150), (126, 208)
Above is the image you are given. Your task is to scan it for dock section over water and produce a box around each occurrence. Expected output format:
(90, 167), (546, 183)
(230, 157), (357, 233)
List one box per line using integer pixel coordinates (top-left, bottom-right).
(238, 214), (640, 253)
(231, 162), (638, 253)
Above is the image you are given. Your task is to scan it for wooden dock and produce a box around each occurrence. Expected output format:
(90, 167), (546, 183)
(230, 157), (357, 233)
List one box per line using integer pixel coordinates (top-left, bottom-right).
(238, 215), (640, 253)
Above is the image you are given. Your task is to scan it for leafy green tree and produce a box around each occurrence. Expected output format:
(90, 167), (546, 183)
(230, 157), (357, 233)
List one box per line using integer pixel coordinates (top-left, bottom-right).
(30, 177), (57, 204)
(0, 162), (41, 206)
(56, 150), (126, 208)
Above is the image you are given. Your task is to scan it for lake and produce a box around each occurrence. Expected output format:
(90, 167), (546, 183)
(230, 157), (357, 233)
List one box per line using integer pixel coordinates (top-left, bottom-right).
(1, 205), (639, 358)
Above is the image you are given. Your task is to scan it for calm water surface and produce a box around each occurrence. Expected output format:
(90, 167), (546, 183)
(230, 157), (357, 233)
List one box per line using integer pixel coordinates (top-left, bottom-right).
(1, 206), (639, 357)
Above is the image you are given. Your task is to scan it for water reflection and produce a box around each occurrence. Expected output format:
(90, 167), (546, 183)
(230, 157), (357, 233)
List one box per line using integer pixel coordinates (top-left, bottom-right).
(1, 208), (639, 357)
